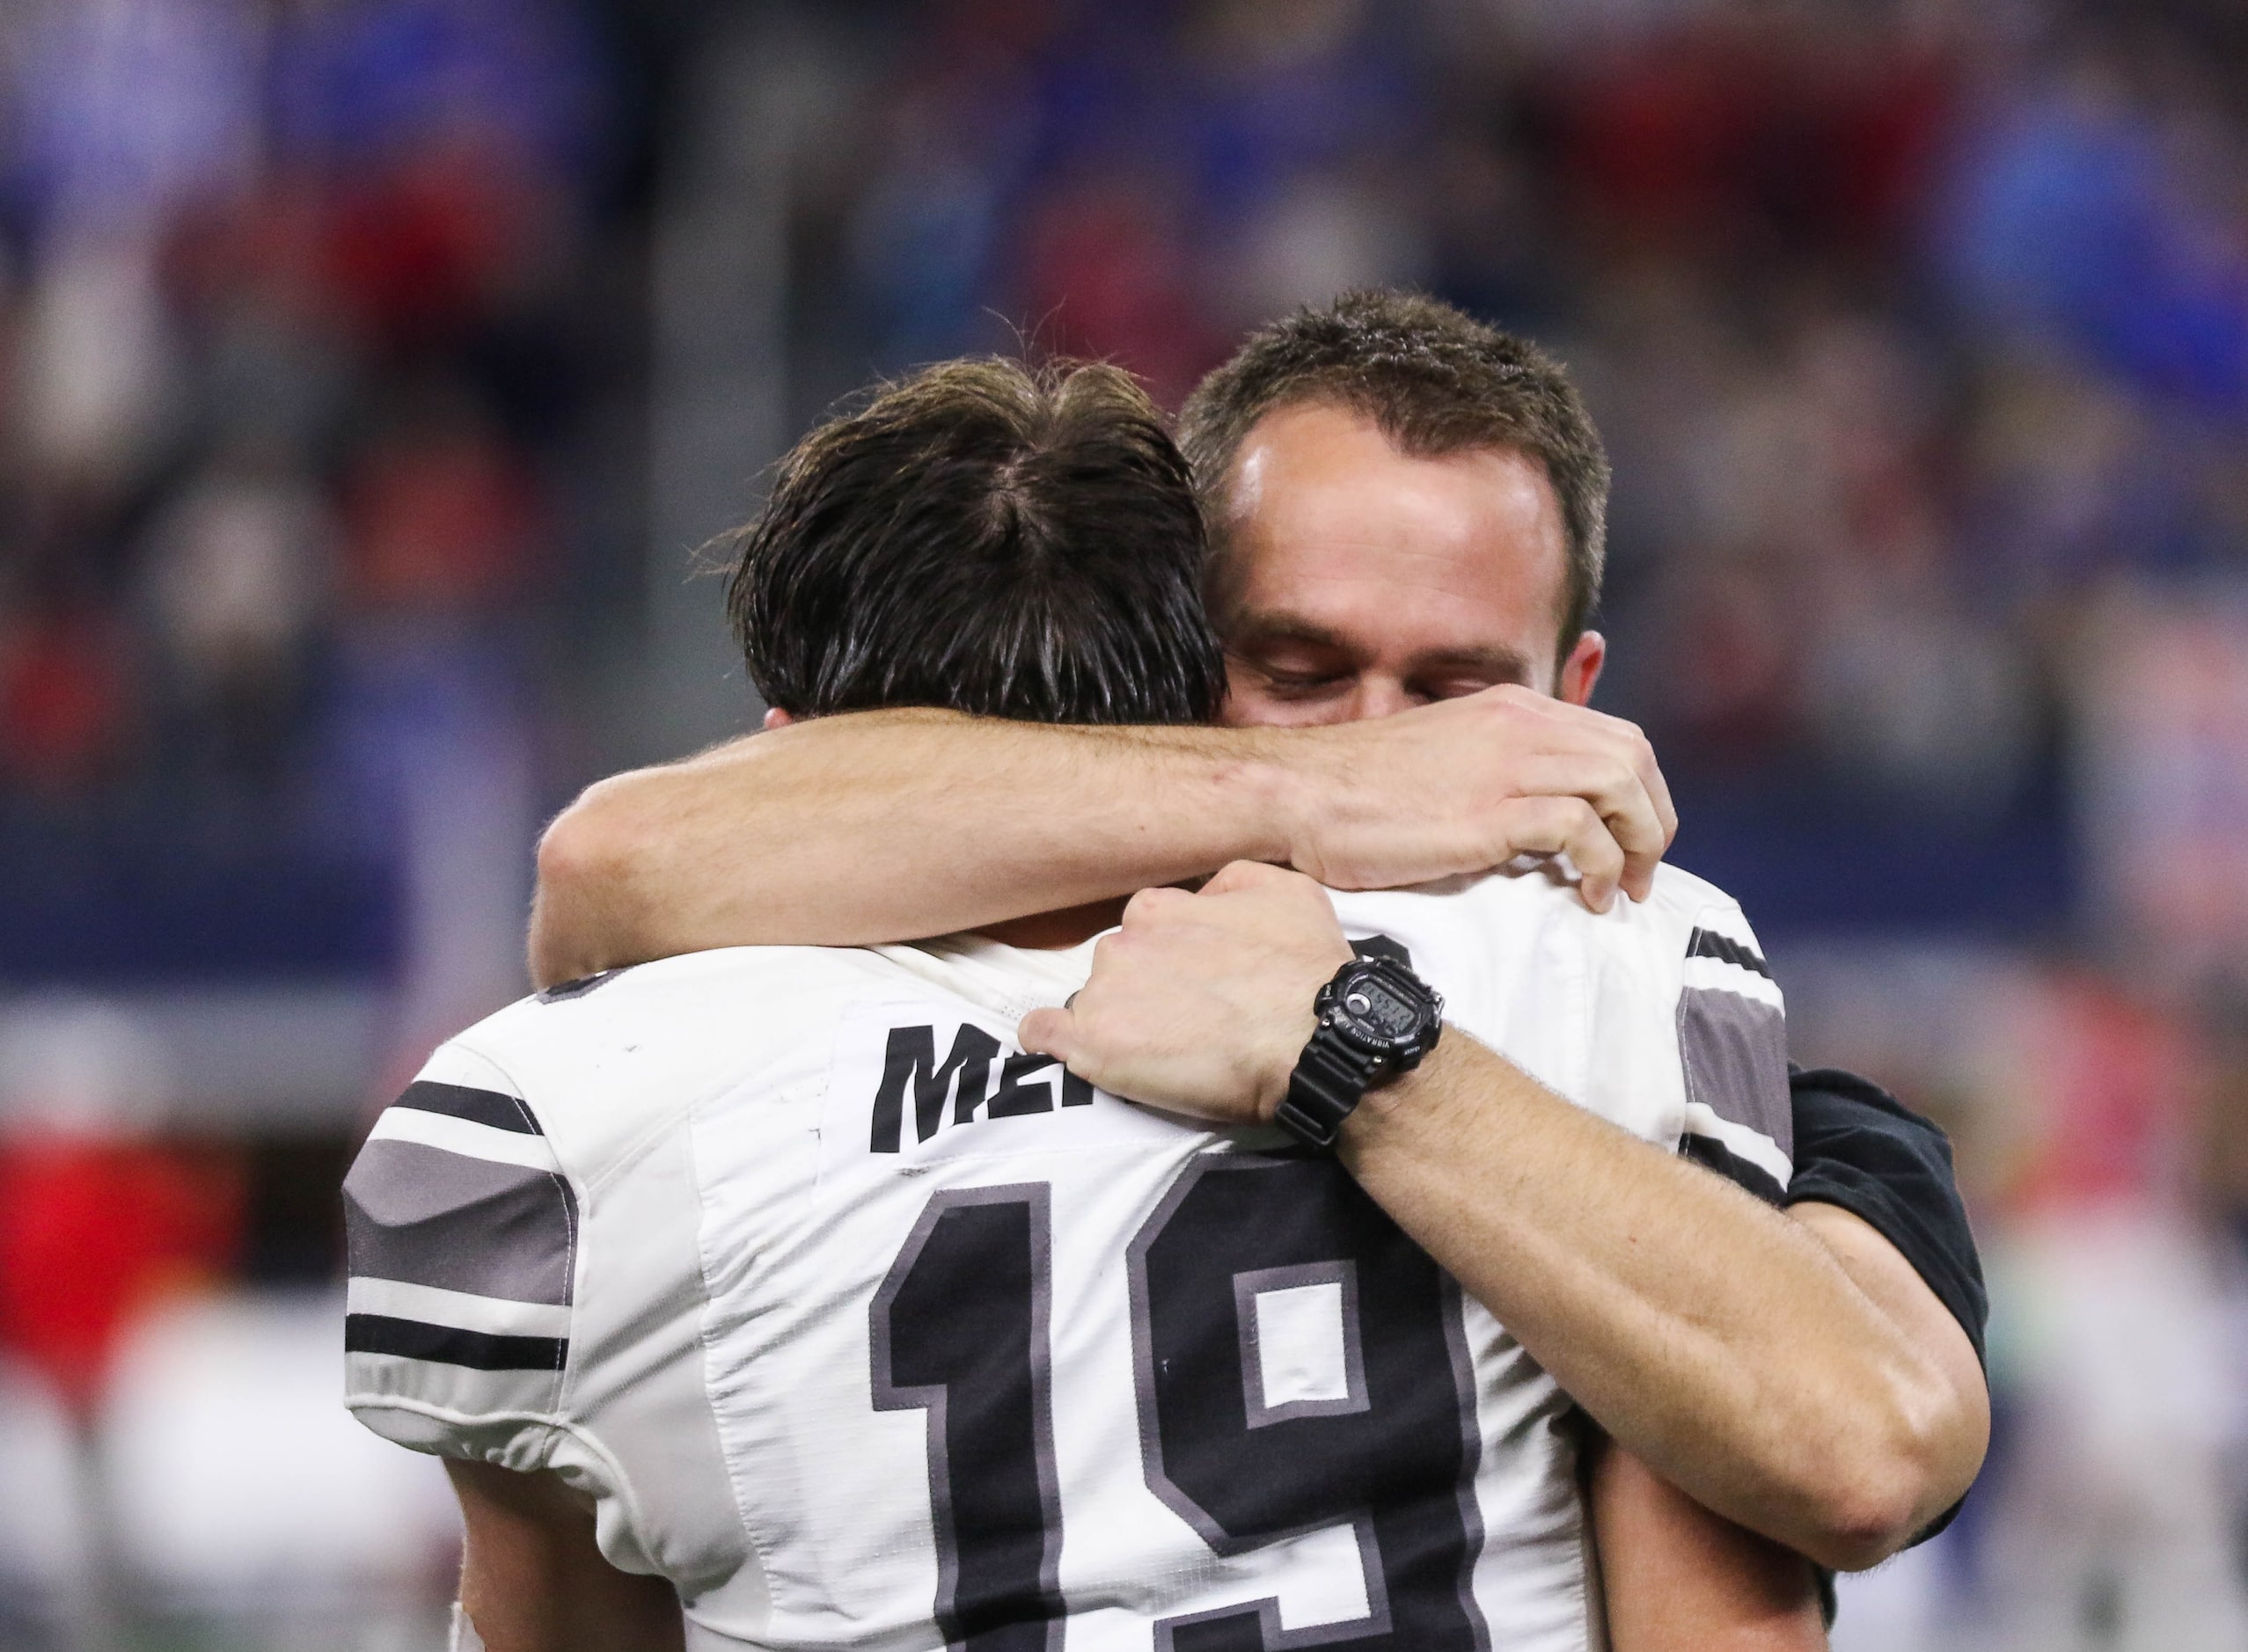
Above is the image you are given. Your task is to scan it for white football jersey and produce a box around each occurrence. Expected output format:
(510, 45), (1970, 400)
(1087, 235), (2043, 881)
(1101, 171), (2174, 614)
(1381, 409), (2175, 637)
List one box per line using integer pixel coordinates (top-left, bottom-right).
(344, 863), (1790, 1652)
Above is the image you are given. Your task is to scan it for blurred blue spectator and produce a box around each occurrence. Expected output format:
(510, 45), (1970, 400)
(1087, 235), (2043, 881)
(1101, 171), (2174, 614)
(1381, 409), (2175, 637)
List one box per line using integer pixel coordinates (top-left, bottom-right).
(1939, 51), (2248, 418)
(273, 0), (608, 187)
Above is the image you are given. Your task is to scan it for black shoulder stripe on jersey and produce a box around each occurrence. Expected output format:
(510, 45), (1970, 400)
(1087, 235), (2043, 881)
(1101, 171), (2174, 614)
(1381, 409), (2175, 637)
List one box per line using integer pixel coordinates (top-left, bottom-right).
(1687, 927), (1771, 978)
(392, 1080), (543, 1135)
(1681, 1134), (1786, 1206)
(538, 968), (629, 1003)
(346, 1312), (567, 1372)
(343, 1142), (575, 1305)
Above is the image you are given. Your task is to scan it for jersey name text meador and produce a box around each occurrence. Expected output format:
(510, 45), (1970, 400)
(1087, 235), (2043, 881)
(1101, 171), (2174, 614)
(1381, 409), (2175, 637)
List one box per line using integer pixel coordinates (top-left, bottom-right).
(869, 1022), (1095, 1153)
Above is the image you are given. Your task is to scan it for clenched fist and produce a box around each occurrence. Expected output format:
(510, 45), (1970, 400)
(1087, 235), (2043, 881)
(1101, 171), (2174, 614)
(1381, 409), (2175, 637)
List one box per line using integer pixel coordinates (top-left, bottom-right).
(1287, 684), (1673, 910)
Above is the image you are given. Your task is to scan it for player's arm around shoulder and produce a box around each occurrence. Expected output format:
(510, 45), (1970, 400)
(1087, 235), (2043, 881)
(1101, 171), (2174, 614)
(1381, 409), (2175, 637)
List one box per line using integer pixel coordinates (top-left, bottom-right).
(527, 684), (1676, 985)
(340, 1031), (685, 1646)
(526, 708), (1309, 983)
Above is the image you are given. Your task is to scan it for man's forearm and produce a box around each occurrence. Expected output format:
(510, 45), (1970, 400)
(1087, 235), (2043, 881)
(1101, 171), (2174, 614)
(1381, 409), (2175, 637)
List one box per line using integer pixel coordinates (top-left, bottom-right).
(1340, 1035), (1976, 1571)
(1591, 1438), (1827, 1652)
(531, 711), (1300, 983)
(531, 689), (1673, 986)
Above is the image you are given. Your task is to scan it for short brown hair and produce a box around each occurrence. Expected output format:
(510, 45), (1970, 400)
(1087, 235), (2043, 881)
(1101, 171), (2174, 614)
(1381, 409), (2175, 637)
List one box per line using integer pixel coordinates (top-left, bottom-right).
(728, 357), (1225, 724)
(1178, 289), (1612, 655)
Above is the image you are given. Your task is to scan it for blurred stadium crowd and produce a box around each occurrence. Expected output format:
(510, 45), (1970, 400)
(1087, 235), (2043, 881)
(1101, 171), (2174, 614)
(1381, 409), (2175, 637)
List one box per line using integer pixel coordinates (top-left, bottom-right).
(3, 0), (2248, 1647)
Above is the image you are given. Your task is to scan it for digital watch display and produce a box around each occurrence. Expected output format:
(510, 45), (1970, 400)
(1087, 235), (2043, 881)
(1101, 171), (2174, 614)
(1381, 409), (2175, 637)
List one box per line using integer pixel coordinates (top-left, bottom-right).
(1273, 954), (1444, 1150)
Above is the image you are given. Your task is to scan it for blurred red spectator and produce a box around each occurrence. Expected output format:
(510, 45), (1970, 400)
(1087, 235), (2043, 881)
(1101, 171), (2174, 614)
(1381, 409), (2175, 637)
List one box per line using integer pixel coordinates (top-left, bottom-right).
(1556, 18), (1952, 259)
(1015, 180), (1227, 408)
(0, 610), (134, 794)
(343, 392), (546, 611)
(1998, 971), (2199, 1217)
(321, 147), (550, 348)
(0, 1138), (244, 1420)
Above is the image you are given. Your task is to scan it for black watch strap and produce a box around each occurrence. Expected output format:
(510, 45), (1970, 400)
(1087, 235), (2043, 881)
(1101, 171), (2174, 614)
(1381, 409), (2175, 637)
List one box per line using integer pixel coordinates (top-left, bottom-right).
(1273, 1027), (1387, 1150)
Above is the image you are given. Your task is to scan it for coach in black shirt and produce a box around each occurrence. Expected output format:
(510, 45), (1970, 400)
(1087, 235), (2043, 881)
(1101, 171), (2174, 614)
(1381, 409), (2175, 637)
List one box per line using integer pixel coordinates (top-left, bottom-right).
(531, 293), (1988, 1624)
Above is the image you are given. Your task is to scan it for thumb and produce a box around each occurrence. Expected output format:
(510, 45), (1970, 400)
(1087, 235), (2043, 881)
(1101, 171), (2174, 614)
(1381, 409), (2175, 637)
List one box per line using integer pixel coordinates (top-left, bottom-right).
(1018, 1005), (1074, 1062)
(1203, 858), (1292, 896)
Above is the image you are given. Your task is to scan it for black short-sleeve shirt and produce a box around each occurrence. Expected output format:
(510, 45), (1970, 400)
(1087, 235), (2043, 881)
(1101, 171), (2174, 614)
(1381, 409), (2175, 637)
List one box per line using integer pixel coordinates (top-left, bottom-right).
(1783, 1065), (1988, 1377)
(1782, 1064), (1987, 1560)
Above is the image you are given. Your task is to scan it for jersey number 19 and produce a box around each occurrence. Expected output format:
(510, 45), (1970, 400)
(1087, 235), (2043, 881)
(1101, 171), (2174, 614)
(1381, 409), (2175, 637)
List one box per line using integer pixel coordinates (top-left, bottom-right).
(872, 1153), (1490, 1650)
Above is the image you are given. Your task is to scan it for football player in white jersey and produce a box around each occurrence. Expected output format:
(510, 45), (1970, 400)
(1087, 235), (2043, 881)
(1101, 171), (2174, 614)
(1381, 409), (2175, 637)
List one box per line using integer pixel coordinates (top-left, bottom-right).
(345, 358), (1826, 1648)
(530, 294), (1987, 1603)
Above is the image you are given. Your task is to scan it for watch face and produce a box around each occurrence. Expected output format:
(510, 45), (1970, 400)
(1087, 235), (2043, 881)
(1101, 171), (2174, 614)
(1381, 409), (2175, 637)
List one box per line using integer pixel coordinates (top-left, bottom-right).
(1343, 977), (1424, 1041)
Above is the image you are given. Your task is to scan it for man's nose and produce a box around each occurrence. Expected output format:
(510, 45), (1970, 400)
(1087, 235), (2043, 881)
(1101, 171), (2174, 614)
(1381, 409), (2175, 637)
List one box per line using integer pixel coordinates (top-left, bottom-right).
(1347, 678), (1416, 722)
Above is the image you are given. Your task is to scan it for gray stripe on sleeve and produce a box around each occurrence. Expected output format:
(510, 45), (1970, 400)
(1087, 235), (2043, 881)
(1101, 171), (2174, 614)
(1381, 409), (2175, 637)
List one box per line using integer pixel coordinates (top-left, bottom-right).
(343, 1139), (577, 1305)
(1679, 988), (1792, 1161)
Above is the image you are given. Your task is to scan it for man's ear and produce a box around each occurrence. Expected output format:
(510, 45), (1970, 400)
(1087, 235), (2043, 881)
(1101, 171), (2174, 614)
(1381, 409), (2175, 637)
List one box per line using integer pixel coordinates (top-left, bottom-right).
(1556, 632), (1606, 706)
(762, 706), (794, 731)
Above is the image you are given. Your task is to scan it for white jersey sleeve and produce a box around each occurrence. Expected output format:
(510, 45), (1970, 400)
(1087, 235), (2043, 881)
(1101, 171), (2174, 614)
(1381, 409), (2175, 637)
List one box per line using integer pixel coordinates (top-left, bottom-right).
(342, 1039), (578, 1451)
(341, 978), (765, 1604)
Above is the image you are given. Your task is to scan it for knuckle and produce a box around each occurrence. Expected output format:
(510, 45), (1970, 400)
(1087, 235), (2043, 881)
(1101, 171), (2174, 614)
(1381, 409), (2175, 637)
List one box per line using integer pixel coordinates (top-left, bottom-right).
(1122, 887), (1176, 925)
(1505, 800), (1564, 851)
(1505, 793), (1555, 832)
(1071, 988), (1119, 1030)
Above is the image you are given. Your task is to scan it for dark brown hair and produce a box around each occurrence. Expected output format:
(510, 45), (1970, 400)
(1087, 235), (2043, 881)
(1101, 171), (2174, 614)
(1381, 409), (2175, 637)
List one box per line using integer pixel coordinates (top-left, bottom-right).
(1178, 289), (1612, 654)
(727, 357), (1225, 724)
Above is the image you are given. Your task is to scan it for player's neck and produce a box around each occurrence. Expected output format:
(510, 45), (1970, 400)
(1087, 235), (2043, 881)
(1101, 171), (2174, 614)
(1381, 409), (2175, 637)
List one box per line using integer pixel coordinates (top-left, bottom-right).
(977, 896), (1128, 951)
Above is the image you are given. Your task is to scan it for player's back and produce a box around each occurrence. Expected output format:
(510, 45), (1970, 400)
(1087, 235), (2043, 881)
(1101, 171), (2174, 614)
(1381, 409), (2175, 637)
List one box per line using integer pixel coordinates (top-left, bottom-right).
(344, 862), (1783, 1651)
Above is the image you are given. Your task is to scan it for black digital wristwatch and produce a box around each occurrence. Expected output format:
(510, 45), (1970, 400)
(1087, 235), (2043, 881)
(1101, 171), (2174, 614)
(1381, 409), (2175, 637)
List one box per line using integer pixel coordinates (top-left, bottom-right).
(1273, 954), (1445, 1150)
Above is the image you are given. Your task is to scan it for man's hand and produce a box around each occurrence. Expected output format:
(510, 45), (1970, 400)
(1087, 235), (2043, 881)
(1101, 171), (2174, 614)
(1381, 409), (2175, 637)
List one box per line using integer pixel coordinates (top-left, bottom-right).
(1018, 861), (1352, 1122)
(1287, 685), (1673, 910)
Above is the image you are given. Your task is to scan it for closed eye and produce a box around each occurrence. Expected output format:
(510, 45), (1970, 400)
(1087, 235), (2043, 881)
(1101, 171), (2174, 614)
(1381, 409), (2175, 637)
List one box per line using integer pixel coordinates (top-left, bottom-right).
(1257, 667), (1353, 698)
(1411, 676), (1507, 702)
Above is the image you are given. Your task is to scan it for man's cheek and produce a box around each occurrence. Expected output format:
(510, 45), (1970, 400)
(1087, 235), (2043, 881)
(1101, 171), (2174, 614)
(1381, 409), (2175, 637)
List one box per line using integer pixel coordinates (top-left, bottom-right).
(1217, 684), (1270, 727)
